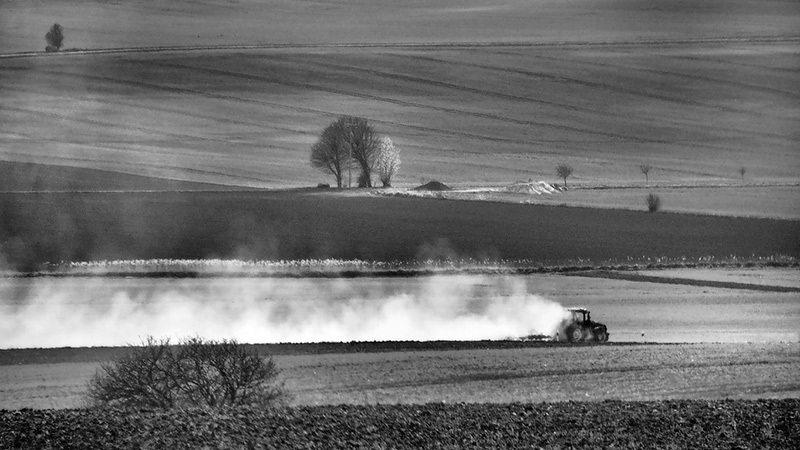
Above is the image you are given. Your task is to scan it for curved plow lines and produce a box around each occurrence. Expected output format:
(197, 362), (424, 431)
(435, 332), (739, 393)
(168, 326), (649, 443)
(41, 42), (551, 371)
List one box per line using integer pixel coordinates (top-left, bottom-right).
(154, 60), (673, 145)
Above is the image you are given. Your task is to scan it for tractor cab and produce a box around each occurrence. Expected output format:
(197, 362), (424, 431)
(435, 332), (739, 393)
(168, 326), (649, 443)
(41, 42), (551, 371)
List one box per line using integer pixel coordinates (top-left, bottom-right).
(568, 308), (592, 324)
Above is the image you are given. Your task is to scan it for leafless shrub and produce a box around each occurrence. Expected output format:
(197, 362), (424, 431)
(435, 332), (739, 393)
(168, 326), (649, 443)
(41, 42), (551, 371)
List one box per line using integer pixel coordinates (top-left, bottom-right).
(176, 337), (285, 409)
(87, 336), (179, 409)
(646, 193), (662, 212)
(87, 336), (286, 410)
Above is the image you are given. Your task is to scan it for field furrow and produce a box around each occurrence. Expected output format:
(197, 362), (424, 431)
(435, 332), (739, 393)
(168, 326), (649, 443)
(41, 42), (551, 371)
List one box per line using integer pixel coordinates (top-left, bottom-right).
(151, 60), (666, 145)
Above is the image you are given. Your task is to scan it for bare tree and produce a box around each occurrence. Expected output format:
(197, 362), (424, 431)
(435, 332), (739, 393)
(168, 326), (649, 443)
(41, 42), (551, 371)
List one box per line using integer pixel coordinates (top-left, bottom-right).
(640, 164), (652, 183)
(176, 337), (284, 408)
(556, 164), (574, 188)
(310, 122), (353, 188)
(45, 23), (64, 52)
(339, 116), (380, 187)
(739, 166), (746, 181)
(87, 336), (285, 410)
(375, 137), (401, 187)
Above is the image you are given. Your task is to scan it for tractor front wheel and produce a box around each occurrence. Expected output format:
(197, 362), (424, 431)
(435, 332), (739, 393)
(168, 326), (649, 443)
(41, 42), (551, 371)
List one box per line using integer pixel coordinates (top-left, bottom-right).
(595, 330), (608, 342)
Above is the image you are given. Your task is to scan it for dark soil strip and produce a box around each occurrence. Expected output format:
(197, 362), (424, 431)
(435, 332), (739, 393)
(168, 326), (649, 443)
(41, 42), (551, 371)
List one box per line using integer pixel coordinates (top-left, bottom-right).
(2, 400), (797, 449)
(1, 192), (798, 272)
(566, 270), (800, 292)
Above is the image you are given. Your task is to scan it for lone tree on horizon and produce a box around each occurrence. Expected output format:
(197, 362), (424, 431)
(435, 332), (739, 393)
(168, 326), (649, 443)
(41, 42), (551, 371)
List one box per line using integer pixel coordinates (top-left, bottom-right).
(640, 164), (652, 183)
(310, 116), (380, 187)
(556, 164), (574, 188)
(45, 23), (64, 51)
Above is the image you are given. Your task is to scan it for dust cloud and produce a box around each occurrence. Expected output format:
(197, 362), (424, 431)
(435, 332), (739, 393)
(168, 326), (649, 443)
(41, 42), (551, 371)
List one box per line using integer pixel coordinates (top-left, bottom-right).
(0, 275), (568, 348)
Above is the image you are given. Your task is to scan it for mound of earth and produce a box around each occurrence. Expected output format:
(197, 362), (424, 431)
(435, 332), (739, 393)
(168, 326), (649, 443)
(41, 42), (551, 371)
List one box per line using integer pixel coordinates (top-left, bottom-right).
(414, 180), (451, 191)
(506, 180), (560, 195)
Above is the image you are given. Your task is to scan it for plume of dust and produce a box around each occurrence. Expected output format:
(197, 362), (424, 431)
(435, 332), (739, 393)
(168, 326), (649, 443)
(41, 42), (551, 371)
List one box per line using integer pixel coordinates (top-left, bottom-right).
(0, 276), (568, 348)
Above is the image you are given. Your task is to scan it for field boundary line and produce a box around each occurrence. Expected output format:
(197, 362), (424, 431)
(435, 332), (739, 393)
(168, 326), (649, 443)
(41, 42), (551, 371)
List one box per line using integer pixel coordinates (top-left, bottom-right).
(1, 35), (799, 59)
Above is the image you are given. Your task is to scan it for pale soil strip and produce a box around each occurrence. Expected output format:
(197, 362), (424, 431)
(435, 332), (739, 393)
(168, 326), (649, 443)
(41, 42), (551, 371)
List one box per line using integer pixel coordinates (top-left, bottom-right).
(268, 53), (603, 115)
(636, 268), (800, 289)
(398, 50), (783, 120)
(2, 84), (314, 138)
(298, 51), (795, 147)
(1, 105), (233, 145)
(527, 50), (800, 99)
(0, 146), (272, 186)
(2, 343), (797, 408)
(566, 271), (800, 293)
(32, 67), (547, 148)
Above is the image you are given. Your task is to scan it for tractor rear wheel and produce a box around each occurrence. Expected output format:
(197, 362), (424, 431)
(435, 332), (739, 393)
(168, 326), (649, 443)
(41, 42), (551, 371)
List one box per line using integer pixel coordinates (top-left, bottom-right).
(567, 326), (583, 342)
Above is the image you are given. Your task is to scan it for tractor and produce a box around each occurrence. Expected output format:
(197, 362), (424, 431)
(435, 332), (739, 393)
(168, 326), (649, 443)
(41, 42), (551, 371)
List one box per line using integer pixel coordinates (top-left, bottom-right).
(554, 307), (609, 342)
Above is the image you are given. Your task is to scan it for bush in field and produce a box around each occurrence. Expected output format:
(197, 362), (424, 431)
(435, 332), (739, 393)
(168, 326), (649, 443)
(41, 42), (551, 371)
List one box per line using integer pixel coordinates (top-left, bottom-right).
(646, 193), (662, 212)
(87, 336), (285, 409)
(310, 116), (380, 188)
(375, 137), (400, 187)
(556, 164), (573, 188)
(45, 23), (64, 51)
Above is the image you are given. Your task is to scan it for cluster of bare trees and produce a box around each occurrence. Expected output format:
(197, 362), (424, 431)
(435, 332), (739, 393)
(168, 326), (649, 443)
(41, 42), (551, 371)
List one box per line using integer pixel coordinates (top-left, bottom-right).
(310, 116), (400, 188)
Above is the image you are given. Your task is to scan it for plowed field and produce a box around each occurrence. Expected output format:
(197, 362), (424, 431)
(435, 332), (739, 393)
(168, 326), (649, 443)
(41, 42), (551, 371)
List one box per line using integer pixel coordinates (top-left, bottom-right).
(3, 400), (799, 449)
